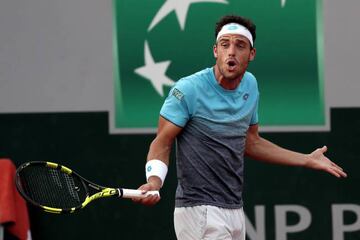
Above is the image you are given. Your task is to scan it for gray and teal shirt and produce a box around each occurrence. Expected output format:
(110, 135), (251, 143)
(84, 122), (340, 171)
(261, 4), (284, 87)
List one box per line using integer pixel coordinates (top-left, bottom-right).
(160, 67), (259, 209)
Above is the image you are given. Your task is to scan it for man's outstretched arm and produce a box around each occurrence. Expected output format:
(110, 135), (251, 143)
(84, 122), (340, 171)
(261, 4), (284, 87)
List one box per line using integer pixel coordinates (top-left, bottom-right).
(245, 124), (347, 178)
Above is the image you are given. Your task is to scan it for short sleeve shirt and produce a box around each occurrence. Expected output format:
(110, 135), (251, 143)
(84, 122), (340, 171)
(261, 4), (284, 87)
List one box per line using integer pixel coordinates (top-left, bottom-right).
(160, 67), (259, 208)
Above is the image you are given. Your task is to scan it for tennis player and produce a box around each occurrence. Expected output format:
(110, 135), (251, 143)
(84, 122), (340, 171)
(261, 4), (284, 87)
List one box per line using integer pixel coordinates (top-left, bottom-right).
(135, 15), (347, 240)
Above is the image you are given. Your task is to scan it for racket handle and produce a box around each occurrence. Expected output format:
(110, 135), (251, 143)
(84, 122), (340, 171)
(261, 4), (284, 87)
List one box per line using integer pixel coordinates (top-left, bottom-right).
(120, 188), (160, 199)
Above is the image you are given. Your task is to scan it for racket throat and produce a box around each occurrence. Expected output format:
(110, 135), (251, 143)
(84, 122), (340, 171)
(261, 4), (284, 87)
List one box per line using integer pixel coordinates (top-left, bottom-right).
(84, 188), (120, 207)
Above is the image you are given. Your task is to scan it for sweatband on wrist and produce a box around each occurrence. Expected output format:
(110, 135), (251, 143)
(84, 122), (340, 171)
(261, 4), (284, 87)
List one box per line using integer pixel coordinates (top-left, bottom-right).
(216, 23), (253, 47)
(145, 160), (168, 187)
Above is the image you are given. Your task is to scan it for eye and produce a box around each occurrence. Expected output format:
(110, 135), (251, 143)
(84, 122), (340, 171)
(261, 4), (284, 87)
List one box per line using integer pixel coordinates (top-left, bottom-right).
(221, 42), (229, 48)
(236, 44), (245, 49)
(235, 41), (246, 48)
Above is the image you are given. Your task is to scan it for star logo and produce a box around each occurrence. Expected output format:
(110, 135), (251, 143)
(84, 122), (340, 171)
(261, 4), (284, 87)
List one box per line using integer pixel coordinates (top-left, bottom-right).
(134, 41), (175, 97)
(148, 0), (228, 31)
(136, 0), (229, 97)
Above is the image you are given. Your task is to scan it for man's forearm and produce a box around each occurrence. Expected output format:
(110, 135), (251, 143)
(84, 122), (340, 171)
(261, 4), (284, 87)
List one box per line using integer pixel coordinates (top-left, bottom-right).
(146, 136), (172, 165)
(144, 135), (174, 189)
(245, 137), (310, 167)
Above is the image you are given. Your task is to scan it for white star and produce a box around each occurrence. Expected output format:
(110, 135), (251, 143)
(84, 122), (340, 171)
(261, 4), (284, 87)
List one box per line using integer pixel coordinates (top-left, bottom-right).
(148, 0), (228, 31)
(134, 41), (175, 97)
(281, 0), (286, 7)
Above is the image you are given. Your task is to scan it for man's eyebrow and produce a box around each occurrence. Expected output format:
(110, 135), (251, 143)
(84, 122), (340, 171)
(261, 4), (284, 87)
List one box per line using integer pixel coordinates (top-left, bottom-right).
(218, 38), (230, 42)
(234, 38), (248, 43)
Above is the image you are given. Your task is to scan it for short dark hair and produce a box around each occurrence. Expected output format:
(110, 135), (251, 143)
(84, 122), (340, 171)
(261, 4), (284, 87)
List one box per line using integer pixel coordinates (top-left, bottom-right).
(215, 15), (256, 46)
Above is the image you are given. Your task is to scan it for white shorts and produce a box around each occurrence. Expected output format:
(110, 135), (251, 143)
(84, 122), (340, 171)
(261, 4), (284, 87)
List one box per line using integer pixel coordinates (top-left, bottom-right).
(174, 205), (245, 240)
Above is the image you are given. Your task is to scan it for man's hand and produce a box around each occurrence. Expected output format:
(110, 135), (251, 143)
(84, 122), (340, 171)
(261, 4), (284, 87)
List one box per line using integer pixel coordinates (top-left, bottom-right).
(306, 146), (347, 178)
(133, 177), (162, 206)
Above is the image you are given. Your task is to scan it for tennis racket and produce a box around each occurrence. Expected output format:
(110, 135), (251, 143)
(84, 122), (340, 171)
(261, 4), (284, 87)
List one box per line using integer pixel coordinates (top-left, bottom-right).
(15, 161), (159, 214)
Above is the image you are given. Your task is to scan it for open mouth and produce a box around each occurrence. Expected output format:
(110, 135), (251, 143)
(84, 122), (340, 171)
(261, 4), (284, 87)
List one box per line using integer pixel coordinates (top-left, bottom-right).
(227, 60), (237, 70)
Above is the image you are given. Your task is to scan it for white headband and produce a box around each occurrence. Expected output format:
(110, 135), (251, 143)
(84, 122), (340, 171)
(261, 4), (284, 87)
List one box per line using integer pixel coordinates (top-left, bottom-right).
(216, 23), (253, 47)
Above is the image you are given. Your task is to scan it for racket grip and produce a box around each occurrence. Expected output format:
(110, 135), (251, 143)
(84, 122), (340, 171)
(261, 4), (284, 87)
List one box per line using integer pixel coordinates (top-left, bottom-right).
(120, 188), (160, 199)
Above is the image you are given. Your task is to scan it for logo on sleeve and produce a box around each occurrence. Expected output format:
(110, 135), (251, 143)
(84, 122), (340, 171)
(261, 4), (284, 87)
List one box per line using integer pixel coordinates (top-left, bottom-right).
(172, 88), (184, 101)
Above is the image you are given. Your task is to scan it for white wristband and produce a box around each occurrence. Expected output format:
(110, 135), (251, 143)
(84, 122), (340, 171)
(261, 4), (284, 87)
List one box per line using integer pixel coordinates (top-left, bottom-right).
(145, 160), (168, 187)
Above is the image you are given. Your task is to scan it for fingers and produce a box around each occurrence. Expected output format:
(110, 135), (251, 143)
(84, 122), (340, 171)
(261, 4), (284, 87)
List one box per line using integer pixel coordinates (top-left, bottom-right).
(135, 193), (161, 206)
(325, 164), (347, 178)
(323, 156), (344, 171)
(320, 145), (328, 153)
(321, 157), (347, 178)
(311, 146), (347, 178)
(132, 183), (161, 206)
(332, 165), (347, 178)
(321, 147), (347, 178)
(310, 146), (327, 158)
(330, 161), (343, 171)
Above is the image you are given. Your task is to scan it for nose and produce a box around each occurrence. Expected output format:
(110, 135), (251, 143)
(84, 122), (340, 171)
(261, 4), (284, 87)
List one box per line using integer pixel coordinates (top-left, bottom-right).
(228, 43), (236, 56)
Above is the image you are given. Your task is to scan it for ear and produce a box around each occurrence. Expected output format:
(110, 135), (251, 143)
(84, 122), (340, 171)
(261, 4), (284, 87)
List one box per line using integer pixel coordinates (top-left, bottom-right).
(249, 47), (256, 61)
(213, 44), (218, 58)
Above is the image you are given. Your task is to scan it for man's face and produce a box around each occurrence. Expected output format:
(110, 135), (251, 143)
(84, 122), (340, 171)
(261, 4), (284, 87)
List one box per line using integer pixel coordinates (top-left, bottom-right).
(213, 34), (256, 81)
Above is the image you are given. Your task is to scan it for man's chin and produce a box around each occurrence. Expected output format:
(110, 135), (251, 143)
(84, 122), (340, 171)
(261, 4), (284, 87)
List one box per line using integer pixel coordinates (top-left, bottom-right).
(223, 71), (242, 81)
